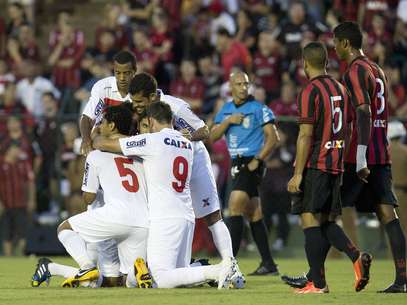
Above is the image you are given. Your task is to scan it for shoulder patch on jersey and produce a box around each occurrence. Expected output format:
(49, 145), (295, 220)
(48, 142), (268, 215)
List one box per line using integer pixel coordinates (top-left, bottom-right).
(94, 98), (104, 116)
(126, 138), (146, 148)
(83, 161), (90, 186)
(164, 137), (192, 150)
(176, 117), (195, 133)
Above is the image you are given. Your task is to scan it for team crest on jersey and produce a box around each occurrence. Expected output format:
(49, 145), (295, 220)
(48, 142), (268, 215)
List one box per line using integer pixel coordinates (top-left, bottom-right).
(243, 117), (250, 128)
(83, 162), (90, 186)
(126, 138), (146, 148)
(94, 99), (104, 116)
(164, 138), (192, 150)
(176, 118), (195, 133)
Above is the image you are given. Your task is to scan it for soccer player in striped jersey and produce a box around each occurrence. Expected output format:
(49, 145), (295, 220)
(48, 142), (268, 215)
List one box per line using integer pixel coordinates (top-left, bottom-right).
(334, 21), (406, 293)
(287, 42), (370, 293)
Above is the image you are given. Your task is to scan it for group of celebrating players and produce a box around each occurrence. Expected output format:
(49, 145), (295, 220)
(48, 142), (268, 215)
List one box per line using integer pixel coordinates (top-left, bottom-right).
(30, 20), (406, 293)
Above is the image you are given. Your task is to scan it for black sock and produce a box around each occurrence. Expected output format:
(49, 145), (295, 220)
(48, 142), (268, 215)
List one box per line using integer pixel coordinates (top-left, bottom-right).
(306, 231), (331, 280)
(304, 227), (326, 288)
(227, 216), (244, 256)
(322, 222), (360, 262)
(384, 219), (407, 285)
(250, 219), (276, 266)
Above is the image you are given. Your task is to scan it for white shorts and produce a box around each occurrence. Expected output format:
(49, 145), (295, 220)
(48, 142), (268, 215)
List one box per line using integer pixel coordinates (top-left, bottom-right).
(147, 218), (194, 278)
(190, 147), (220, 218)
(69, 209), (148, 274)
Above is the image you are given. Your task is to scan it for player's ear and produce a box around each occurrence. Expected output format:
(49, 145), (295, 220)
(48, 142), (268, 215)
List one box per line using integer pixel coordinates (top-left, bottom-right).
(149, 92), (157, 103)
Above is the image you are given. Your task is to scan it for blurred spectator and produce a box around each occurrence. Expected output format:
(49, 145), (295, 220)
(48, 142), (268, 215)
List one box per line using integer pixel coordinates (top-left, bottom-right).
(7, 23), (40, 70)
(257, 8), (280, 33)
(0, 59), (15, 95)
(269, 81), (297, 116)
(121, 0), (158, 26)
(235, 10), (258, 52)
(209, 1), (236, 46)
(0, 115), (41, 172)
(0, 83), (34, 136)
(277, 1), (326, 61)
(16, 60), (60, 118)
(332, 0), (361, 22)
(0, 16), (6, 57)
(6, 2), (28, 38)
(216, 28), (252, 80)
(198, 53), (222, 114)
(88, 30), (118, 63)
(170, 59), (204, 113)
(60, 122), (85, 215)
(393, 19), (407, 86)
(252, 85), (267, 104)
(0, 144), (36, 256)
(48, 11), (85, 91)
(358, 0), (392, 31)
(384, 63), (407, 118)
(34, 92), (59, 212)
(366, 14), (392, 66)
(132, 28), (158, 74)
(189, 7), (212, 56)
(253, 31), (282, 99)
(95, 4), (130, 51)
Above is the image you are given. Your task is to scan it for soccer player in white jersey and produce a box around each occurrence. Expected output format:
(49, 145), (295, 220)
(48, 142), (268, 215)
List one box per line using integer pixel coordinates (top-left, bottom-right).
(56, 105), (152, 288)
(93, 102), (241, 289)
(79, 50), (137, 156)
(128, 73), (241, 275)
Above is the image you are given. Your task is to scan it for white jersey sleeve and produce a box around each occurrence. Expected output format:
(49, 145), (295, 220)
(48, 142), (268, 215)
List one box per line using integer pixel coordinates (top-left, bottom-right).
(82, 152), (100, 193)
(119, 135), (154, 158)
(82, 79), (105, 120)
(160, 93), (206, 133)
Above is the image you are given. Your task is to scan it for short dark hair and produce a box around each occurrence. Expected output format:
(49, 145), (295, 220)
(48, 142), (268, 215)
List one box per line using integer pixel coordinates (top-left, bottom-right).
(302, 42), (327, 69)
(146, 102), (172, 124)
(129, 72), (157, 97)
(333, 21), (363, 49)
(113, 50), (137, 70)
(104, 104), (133, 135)
(217, 27), (232, 38)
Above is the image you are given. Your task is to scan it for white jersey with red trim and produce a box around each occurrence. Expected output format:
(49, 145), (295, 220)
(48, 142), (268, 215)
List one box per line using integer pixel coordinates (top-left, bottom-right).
(119, 128), (195, 222)
(82, 76), (131, 125)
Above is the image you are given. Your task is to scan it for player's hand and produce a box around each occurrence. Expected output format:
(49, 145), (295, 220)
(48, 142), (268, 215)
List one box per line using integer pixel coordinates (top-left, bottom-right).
(287, 174), (303, 194)
(80, 139), (92, 156)
(357, 167), (370, 183)
(247, 158), (260, 171)
(179, 128), (192, 140)
(227, 113), (244, 125)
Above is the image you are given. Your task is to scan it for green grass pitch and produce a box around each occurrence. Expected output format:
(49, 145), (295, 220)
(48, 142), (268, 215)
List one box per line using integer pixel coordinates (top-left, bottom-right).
(0, 257), (405, 305)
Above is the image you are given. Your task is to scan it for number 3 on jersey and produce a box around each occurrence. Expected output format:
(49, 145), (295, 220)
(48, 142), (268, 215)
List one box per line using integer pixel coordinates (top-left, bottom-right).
(172, 156), (189, 193)
(114, 157), (139, 192)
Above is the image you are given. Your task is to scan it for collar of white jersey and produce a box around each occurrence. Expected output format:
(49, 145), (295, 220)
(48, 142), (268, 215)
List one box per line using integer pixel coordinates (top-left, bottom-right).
(111, 77), (131, 100)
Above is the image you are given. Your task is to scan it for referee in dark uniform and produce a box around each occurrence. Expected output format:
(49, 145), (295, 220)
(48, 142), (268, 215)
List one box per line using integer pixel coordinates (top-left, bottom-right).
(211, 71), (280, 275)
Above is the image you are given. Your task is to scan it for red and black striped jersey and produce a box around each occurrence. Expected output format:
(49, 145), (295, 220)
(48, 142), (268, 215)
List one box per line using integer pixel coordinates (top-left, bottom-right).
(343, 56), (390, 165)
(297, 74), (351, 174)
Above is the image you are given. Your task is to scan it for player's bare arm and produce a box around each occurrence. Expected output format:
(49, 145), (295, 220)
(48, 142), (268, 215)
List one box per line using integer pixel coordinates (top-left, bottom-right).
(210, 113), (244, 142)
(92, 136), (122, 153)
(80, 114), (94, 156)
(190, 125), (210, 142)
(355, 104), (372, 182)
(247, 124), (279, 171)
(287, 123), (313, 194)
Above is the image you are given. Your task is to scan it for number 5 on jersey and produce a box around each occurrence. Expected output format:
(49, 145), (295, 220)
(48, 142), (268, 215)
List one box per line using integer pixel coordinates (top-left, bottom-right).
(114, 157), (139, 192)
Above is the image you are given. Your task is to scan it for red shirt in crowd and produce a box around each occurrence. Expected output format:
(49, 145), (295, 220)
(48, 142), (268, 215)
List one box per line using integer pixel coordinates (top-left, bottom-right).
(150, 30), (173, 62)
(170, 77), (205, 112)
(253, 51), (281, 96)
(0, 158), (34, 209)
(221, 40), (251, 81)
(269, 99), (297, 117)
(133, 48), (158, 74)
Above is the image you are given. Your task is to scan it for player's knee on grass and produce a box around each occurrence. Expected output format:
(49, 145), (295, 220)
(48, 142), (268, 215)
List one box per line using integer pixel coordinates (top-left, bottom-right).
(376, 204), (398, 225)
(204, 210), (222, 226)
(57, 220), (73, 234)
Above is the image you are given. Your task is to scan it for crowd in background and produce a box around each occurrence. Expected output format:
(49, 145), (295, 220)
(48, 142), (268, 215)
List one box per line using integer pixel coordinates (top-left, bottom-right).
(1, 0), (407, 256)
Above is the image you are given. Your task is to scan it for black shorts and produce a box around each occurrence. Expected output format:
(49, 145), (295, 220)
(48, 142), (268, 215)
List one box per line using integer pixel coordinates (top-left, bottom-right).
(291, 168), (342, 216)
(231, 156), (265, 198)
(341, 164), (398, 212)
(1, 208), (28, 241)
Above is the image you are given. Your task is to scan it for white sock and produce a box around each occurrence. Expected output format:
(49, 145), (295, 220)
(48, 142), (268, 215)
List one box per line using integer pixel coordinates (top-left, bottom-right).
(126, 265), (137, 288)
(58, 230), (95, 270)
(154, 265), (219, 288)
(209, 220), (234, 259)
(48, 263), (78, 278)
(94, 273), (104, 288)
(86, 242), (99, 265)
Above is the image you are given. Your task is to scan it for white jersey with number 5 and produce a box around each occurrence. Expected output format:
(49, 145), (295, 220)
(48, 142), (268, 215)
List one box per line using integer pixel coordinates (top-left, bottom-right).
(119, 128), (195, 222)
(82, 150), (149, 228)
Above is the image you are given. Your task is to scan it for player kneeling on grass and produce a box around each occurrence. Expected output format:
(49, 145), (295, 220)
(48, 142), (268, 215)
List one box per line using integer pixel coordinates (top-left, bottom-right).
(93, 102), (244, 289)
(33, 104), (152, 289)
